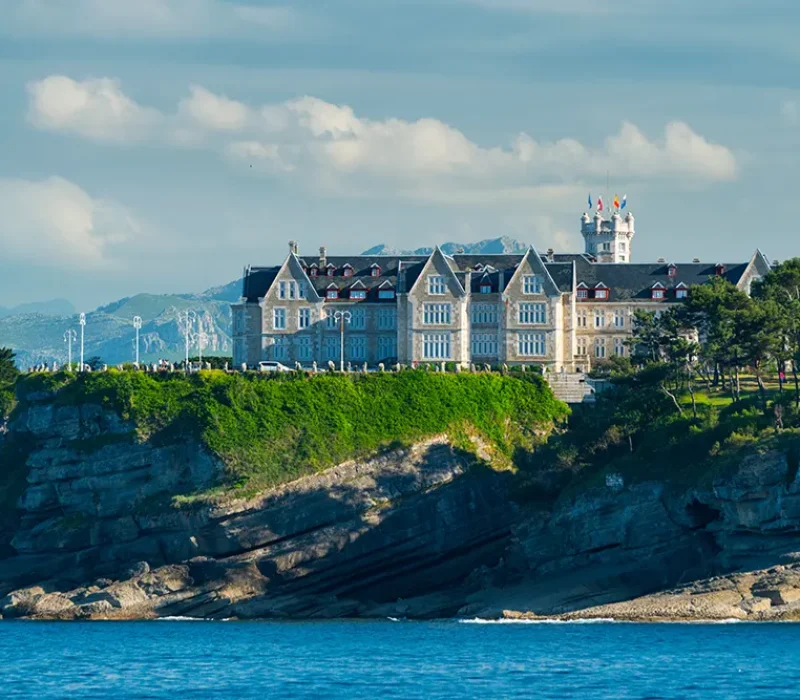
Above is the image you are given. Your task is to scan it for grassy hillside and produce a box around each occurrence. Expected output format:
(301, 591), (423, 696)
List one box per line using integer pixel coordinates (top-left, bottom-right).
(15, 370), (568, 500)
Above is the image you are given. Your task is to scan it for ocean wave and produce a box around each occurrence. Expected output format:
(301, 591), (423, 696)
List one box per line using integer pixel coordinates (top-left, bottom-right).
(459, 617), (618, 624)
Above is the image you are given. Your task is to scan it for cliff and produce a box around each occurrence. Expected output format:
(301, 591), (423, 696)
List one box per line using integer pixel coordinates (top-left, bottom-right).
(2, 372), (800, 621)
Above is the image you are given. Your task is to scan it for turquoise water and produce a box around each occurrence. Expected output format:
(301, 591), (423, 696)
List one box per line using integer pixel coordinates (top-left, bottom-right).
(2, 619), (799, 698)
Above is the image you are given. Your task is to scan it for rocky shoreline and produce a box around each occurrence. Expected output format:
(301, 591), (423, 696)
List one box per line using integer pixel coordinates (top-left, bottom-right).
(4, 391), (800, 621)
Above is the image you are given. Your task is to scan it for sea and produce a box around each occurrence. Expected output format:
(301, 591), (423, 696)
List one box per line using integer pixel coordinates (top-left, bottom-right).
(2, 619), (799, 699)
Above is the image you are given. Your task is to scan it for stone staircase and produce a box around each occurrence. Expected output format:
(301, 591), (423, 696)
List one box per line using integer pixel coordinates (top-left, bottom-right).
(546, 372), (596, 404)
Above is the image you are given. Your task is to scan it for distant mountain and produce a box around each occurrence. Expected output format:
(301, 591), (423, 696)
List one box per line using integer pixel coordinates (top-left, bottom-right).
(0, 298), (75, 319)
(361, 236), (529, 256)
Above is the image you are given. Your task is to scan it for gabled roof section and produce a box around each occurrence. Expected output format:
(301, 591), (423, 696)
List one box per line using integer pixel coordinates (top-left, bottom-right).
(407, 247), (466, 296)
(504, 245), (562, 296)
(350, 279), (367, 289)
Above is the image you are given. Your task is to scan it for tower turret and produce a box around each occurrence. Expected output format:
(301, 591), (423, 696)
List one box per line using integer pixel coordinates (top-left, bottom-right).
(581, 211), (635, 263)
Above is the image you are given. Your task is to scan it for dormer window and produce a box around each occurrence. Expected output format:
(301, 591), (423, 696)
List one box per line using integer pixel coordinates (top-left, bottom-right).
(594, 289), (609, 300)
(350, 290), (367, 300)
(343, 264), (354, 278)
(309, 265), (318, 278)
(326, 264), (336, 277)
(668, 264), (677, 278)
(370, 264), (381, 277)
(651, 283), (666, 300)
(577, 283), (589, 300)
(480, 283), (492, 294)
(715, 263), (726, 276)
(675, 283), (689, 299)
(326, 284), (339, 300)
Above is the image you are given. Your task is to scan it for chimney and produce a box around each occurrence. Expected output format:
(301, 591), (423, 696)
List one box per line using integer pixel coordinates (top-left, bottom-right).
(288, 240), (298, 255)
(657, 257), (666, 263)
(319, 246), (327, 267)
(692, 257), (700, 263)
(546, 248), (554, 262)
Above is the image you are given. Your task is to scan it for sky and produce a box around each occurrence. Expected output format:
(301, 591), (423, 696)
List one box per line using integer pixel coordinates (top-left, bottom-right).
(1, 0), (799, 309)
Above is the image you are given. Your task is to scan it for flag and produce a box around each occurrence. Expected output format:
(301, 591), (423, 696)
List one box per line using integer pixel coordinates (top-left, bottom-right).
(587, 193), (592, 209)
(597, 196), (604, 212)
(620, 194), (627, 210)
(613, 194), (620, 210)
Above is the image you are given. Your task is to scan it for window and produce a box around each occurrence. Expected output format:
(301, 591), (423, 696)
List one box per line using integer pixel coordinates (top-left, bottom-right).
(278, 281), (287, 299)
(595, 288), (609, 300)
(378, 289), (395, 300)
(297, 336), (313, 361)
(378, 308), (396, 330)
(471, 303), (498, 325)
(309, 266), (318, 278)
(523, 275), (543, 295)
(350, 308), (366, 330)
(326, 265), (336, 277)
(378, 335), (397, 360)
(371, 265), (381, 277)
(348, 336), (366, 361)
(676, 288), (688, 299)
(273, 308), (286, 330)
(594, 338), (606, 359)
(423, 332), (451, 360)
(619, 255), (626, 262)
(668, 265), (677, 278)
(279, 281), (299, 300)
(594, 310), (605, 328)
(576, 336), (587, 356)
(350, 290), (367, 300)
(480, 283), (492, 294)
(620, 242), (627, 252)
(273, 335), (289, 361)
(471, 333), (498, 357)
(299, 282), (308, 300)
(298, 307), (311, 329)
(428, 275), (447, 295)
(343, 265), (353, 278)
(652, 288), (665, 300)
(519, 302), (546, 325)
(323, 336), (339, 361)
(423, 303), (451, 325)
(288, 281), (297, 300)
(577, 288), (589, 300)
(614, 338), (626, 357)
(326, 289), (339, 300)
(577, 309), (588, 328)
(325, 312), (338, 329)
(518, 332), (546, 357)
(614, 310), (625, 328)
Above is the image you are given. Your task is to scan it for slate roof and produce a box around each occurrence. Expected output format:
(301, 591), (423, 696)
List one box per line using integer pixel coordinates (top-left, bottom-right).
(241, 251), (753, 303)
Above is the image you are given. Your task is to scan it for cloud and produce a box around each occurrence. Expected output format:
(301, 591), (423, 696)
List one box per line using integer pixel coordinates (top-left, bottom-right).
(4, 0), (298, 39)
(0, 177), (138, 267)
(26, 76), (739, 199)
(27, 76), (161, 143)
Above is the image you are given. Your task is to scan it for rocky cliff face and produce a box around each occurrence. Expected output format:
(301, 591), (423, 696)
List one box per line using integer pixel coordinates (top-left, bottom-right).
(3, 392), (800, 621)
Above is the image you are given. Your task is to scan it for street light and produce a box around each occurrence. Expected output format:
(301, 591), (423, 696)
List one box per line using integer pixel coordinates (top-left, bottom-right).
(184, 310), (197, 371)
(333, 310), (352, 372)
(133, 316), (143, 367)
(192, 331), (209, 367)
(63, 330), (77, 371)
(79, 313), (86, 372)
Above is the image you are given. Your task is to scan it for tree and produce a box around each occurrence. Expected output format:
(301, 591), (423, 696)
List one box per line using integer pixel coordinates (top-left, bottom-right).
(0, 347), (18, 386)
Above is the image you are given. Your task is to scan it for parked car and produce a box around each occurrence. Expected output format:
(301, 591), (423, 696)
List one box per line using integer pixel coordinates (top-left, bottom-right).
(258, 361), (291, 373)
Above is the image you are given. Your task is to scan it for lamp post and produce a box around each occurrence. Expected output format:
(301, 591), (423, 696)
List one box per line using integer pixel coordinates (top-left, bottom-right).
(79, 313), (86, 372)
(63, 330), (77, 371)
(184, 310), (197, 371)
(192, 331), (209, 367)
(133, 316), (142, 367)
(333, 310), (352, 372)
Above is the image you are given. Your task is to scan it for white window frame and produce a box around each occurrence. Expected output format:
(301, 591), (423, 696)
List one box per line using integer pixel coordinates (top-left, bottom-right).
(348, 335), (366, 361)
(471, 333), (498, 358)
(423, 303), (452, 325)
(378, 289), (395, 300)
(428, 275), (447, 295)
(297, 336), (313, 361)
(378, 308), (397, 330)
(323, 335), (340, 361)
(577, 309), (588, 328)
(518, 332), (546, 357)
(594, 338), (606, 359)
(576, 336), (587, 356)
(614, 338), (626, 357)
(350, 290), (367, 300)
(273, 335), (289, 361)
(350, 308), (366, 330)
(326, 289), (338, 300)
(577, 288), (589, 300)
(522, 275), (543, 295)
(676, 288), (688, 299)
(471, 303), (498, 325)
(613, 310), (625, 328)
(595, 288), (609, 300)
(378, 335), (397, 359)
(325, 312), (338, 329)
(594, 310), (605, 329)
(422, 332), (451, 360)
(652, 288), (666, 300)
(298, 307), (311, 329)
(519, 302), (546, 325)
(273, 307), (287, 330)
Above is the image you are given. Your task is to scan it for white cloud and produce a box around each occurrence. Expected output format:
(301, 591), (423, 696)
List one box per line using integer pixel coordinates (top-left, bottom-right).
(26, 75), (739, 200)
(0, 177), (139, 267)
(27, 76), (161, 143)
(5, 0), (298, 39)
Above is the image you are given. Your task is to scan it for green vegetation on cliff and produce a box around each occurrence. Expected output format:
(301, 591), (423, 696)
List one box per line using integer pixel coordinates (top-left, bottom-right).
(15, 369), (568, 499)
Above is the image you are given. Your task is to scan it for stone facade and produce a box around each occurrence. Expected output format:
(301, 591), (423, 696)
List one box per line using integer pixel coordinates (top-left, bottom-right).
(232, 216), (772, 371)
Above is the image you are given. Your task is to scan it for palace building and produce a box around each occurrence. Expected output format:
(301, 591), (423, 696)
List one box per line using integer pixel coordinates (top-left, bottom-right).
(231, 212), (771, 372)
